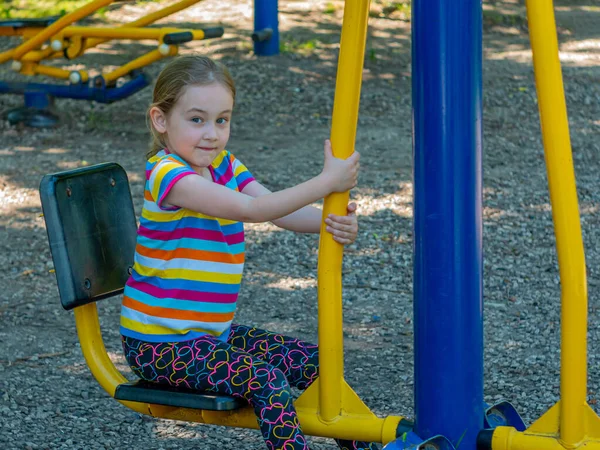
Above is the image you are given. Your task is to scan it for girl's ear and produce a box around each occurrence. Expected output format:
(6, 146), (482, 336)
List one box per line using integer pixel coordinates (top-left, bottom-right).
(149, 106), (167, 133)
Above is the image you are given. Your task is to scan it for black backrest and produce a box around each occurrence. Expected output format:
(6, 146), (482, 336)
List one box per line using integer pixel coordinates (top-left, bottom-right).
(39, 163), (137, 310)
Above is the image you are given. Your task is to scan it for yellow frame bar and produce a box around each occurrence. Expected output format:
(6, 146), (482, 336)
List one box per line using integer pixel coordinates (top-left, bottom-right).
(22, 47), (56, 63)
(60, 26), (208, 41)
(31, 63), (86, 81)
(490, 1), (600, 449)
(4, 27), (205, 81)
(12, 0), (114, 60)
(74, 304), (149, 414)
(0, 26), (37, 37)
(83, 0), (204, 50)
(1, 0), (204, 65)
(526, 0), (588, 446)
(102, 47), (176, 83)
(316, 0), (371, 422)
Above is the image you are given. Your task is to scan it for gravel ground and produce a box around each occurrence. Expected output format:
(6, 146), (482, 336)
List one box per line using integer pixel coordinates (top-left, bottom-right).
(1, 0), (599, 449)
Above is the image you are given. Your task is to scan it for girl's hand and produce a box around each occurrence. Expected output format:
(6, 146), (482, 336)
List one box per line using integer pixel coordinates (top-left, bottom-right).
(324, 202), (359, 245)
(321, 139), (360, 193)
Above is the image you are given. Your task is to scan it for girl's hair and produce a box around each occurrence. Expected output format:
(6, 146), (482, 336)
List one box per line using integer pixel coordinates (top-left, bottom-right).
(147, 55), (236, 159)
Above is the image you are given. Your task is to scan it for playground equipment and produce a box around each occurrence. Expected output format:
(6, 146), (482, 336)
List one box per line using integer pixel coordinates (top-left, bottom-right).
(0, 0), (279, 127)
(38, 0), (600, 449)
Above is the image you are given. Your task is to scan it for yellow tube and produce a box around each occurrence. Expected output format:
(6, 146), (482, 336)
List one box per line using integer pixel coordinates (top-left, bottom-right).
(317, 0), (371, 422)
(3, 0), (203, 65)
(0, 38), (54, 65)
(83, 0), (204, 50)
(33, 64), (72, 80)
(121, 0), (203, 28)
(0, 49), (14, 65)
(33, 64), (89, 83)
(0, 26), (47, 37)
(492, 427), (566, 450)
(12, 0), (114, 60)
(102, 48), (175, 83)
(0, 27), (23, 37)
(73, 304), (149, 414)
(151, 402), (403, 444)
(22, 47), (56, 63)
(526, 1), (587, 446)
(61, 26), (206, 41)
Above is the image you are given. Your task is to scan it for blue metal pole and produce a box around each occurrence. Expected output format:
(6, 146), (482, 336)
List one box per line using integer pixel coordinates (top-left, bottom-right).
(412, 0), (483, 449)
(253, 0), (279, 56)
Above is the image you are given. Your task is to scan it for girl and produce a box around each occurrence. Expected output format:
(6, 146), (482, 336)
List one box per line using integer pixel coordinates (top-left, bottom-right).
(120, 55), (378, 450)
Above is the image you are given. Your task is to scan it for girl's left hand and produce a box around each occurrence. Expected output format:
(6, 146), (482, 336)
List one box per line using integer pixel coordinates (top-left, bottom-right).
(324, 202), (358, 245)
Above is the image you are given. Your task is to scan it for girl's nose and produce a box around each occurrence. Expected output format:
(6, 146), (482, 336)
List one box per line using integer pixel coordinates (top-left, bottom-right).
(202, 122), (218, 140)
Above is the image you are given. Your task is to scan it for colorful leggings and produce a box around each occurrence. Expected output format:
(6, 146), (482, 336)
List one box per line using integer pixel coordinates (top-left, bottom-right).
(122, 324), (379, 450)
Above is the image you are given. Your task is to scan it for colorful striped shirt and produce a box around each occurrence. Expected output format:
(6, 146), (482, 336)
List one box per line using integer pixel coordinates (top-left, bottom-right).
(120, 149), (255, 343)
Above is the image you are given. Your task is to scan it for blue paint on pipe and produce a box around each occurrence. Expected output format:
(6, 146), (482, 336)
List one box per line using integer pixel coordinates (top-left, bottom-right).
(412, 0), (484, 448)
(253, 0), (279, 56)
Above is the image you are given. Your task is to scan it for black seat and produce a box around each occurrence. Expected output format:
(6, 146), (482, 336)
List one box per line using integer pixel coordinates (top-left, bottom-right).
(115, 380), (245, 411)
(40, 163), (244, 411)
(0, 16), (61, 29)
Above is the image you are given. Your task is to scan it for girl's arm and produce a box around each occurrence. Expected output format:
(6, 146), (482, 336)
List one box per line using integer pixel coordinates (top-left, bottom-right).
(242, 180), (322, 232)
(164, 141), (359, 224)
(243, 180), (359, 244)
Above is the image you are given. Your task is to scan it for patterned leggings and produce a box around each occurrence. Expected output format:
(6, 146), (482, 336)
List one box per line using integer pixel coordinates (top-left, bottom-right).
(122, 324), (379, 450)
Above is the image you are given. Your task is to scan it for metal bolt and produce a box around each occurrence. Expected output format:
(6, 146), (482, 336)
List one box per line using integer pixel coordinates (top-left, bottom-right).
(127, 266), (133, 275)
(110, 178), (116, 187)
(66, 187), (72, 197)
(84, 278), (91, 289)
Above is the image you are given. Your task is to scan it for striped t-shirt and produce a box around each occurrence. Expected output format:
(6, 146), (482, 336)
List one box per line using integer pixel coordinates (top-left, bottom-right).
(120, 149), (255, 343)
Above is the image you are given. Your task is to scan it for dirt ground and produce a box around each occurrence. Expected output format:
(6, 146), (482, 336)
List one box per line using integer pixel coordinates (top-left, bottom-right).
(0, 0), (599, 449)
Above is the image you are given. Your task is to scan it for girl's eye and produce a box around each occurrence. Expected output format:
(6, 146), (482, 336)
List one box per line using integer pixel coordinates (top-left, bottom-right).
(191, 117), (203, 124)
(217, 118), (229, 125)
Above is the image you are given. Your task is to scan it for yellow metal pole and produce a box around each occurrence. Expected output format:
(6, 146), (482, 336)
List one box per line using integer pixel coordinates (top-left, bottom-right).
(12, 0), (114, 60)
(22, 47), (56, 63)
(317, 0), (371, 422)
(102, 48), (175, 83)
(3, 0), (203, 65)
(526, 0), (587, 446)
(0, 32), (52, 65)
(62, 26), (205, 40)
(83, 0), (204, 50)
(487, 402), (600, 450)
(33, 64), (73, 80)
(152, 404), (403, 445)
(7, 25), (203, 66)
(0, 49), (14, 65)
(491, 426), (588, 450)
(73, 304), (149, 415)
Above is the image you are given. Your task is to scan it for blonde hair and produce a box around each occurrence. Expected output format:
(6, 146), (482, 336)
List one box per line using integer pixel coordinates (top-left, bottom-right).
(146, 55), (236, 159)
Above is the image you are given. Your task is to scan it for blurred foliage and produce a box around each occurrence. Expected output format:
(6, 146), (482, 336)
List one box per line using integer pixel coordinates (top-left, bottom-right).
(1, 0), (105, 18)
(0, 0), (159, 19)
(370, 0), (411, 20)
(322, 0), (411, 19)
(279, 37), (322, 56)
(483, 9), (527, 27)
(1, 0), (537, 29)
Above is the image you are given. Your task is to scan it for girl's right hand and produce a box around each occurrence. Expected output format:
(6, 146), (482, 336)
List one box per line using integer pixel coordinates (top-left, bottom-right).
(321, 139), (360, 193)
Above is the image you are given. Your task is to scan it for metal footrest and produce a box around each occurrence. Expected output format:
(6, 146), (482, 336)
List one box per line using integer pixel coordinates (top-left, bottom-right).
(115, 380), (246, 411)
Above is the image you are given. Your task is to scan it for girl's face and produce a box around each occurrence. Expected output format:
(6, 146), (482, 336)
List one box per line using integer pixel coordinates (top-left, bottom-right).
(150, 82), (234, 174)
